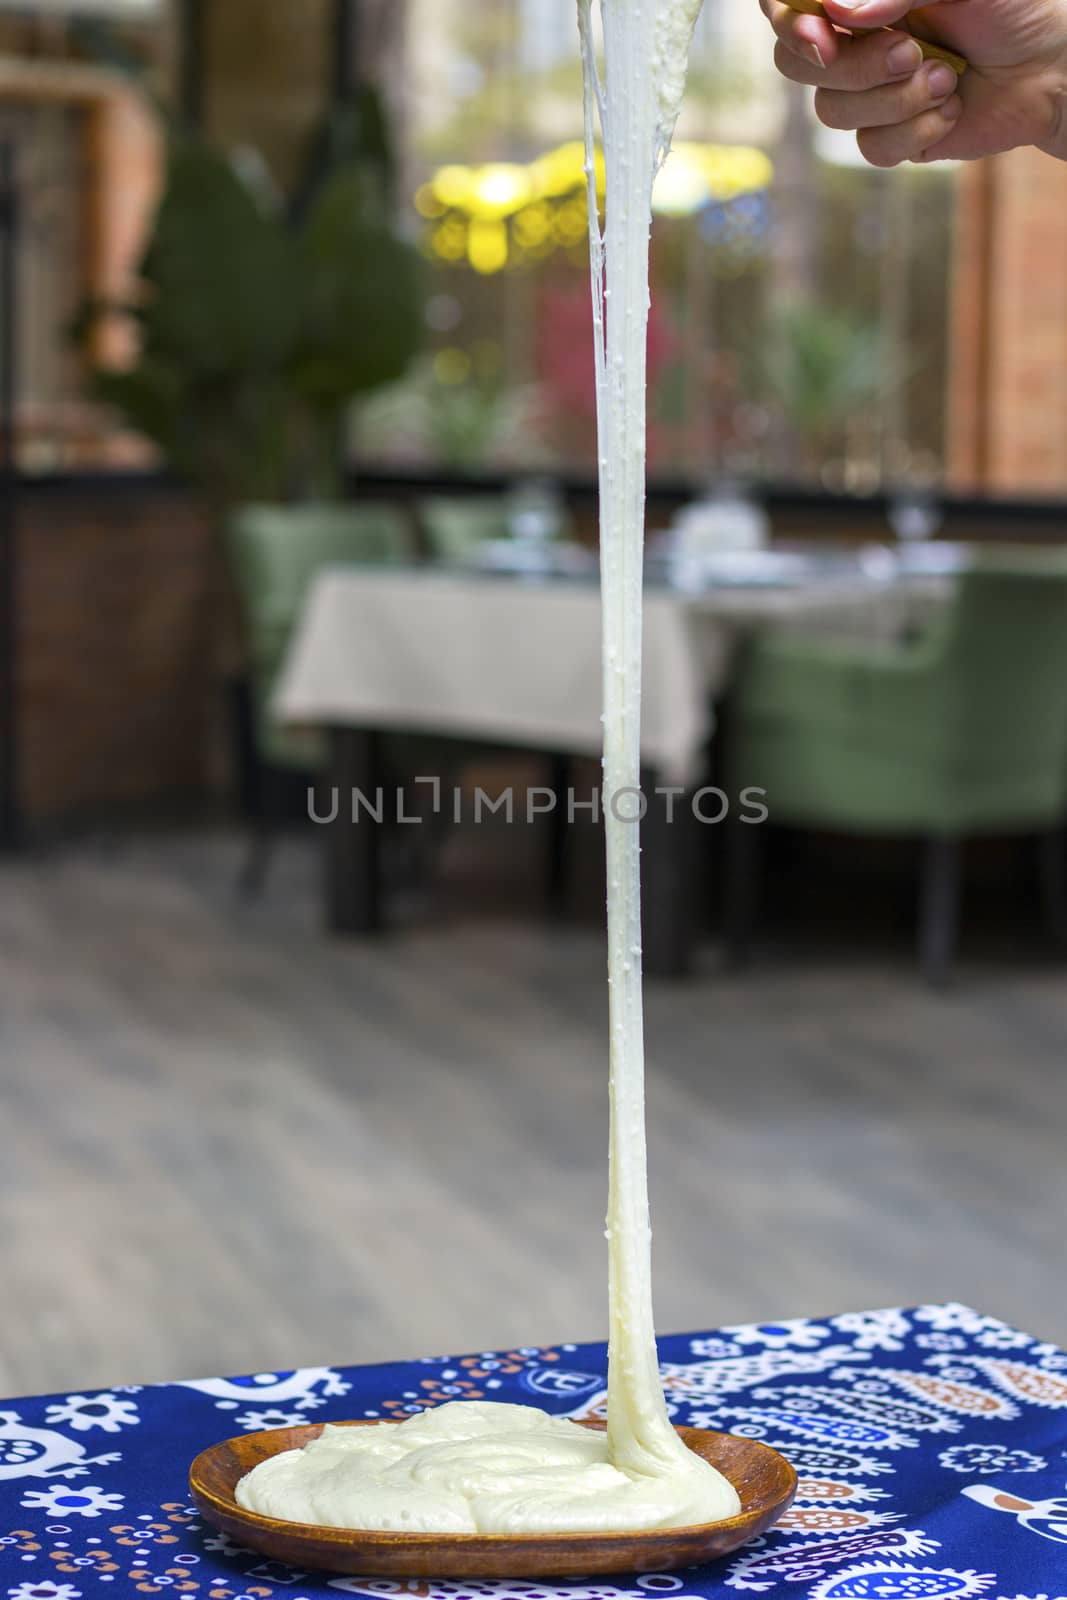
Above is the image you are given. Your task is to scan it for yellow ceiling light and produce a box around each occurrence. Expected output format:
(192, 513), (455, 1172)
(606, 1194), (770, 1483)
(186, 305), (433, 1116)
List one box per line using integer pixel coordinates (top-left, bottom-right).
(432, 165), (477, 210)
(513, 202), (552, 250)
(414, 183), (446, 219)
(429, 217), (468, 262)
(528, 141), (600, 199)
(553, 198), (589, 247)
(421, 140), (772, 271)
(470, 163), (534, 218)
(467, 217), (510, 275)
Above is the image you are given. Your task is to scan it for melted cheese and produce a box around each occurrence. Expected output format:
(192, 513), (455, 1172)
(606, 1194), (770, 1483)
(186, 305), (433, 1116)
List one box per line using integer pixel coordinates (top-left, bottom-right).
(236, 0), (741, 1536)
(235, 1402), (735, 1534)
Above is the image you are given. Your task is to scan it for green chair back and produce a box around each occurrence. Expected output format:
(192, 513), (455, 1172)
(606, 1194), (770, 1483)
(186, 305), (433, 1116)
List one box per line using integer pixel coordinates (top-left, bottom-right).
(934, 555), (1067, 800)
(228, 501), (414, 768)
(735, 549), (1067, 836)
(416, 496), (513, 563)
(230, 502), (413, 649)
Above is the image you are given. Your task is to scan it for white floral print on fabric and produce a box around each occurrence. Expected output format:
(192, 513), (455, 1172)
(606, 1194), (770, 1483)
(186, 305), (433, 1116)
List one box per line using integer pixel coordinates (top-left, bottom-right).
(793, 1478), (891, 1505)
(934, 1356), (1067, 1410)
(7, 1584), (84, 1600)
(687, 1338), (735, 1360)
(0, 1414), (120, 1481)
(914, 1307), (1011, 1337)
(43, 1399), (139, 1437)
(1031, 1346), (1067, 1372)
(841, 1367), (1019, 1422)
(939, 1444), (1046, 1474)
(233, 1411), (307, 1433)
(723, 1527), (941, 1591)
(174, 1371), (351, 1414)
(830, 1311), (912, 1353)
(720, 1320), (832, 1351)
(19, 1486), (124, 1519)
(658, 1346), (866, 1405)
(808, 1565), (995, 1600)
(974, 1328), (1034, 1351)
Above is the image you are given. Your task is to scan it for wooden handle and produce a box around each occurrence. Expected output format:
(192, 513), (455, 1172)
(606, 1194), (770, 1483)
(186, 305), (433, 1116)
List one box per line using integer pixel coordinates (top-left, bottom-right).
(784, 0), (968, 74)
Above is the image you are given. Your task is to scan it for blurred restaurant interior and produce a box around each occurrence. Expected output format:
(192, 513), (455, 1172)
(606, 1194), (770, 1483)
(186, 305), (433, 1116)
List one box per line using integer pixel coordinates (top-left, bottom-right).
(2, 0), (1067, 1403)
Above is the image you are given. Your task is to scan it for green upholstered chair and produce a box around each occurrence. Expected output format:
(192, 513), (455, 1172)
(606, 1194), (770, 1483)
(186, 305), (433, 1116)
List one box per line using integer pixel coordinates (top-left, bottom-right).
(229, 501), (413, 768)
(727, 555), (1067, 983)
(227, 501), (415, 888)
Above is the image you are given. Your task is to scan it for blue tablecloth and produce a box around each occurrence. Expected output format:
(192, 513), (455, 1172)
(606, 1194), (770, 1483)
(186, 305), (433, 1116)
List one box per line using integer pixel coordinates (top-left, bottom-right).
(3, 1305), (1066, 1600)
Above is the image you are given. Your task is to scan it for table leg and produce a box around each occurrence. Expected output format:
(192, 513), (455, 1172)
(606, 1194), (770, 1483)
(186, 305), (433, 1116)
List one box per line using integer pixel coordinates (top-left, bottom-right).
(1037, 826), (1067, 948)
(547, 751), (570, 909)
(723, 802), (760, 968)
(325, 726), (384, 935)
(640, 770), (697, 979)
(918, 834), (962, 987)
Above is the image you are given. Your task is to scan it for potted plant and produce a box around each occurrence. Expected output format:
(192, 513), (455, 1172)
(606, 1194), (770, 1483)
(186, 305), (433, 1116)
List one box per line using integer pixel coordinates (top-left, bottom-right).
(80, 86), (422, 511)
(76, 85), (423, 820)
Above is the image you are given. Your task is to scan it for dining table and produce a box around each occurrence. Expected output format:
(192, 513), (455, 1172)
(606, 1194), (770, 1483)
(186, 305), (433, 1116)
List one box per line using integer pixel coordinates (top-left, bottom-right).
(3, 1302), (1064, 1600)
(273, 545), (955, 975)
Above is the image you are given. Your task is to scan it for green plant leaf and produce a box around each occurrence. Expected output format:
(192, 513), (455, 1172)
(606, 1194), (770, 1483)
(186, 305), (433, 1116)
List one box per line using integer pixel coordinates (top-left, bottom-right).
(77, 92), (422, 509)
(295, 163), (422, 405)
(140, 139), (301, 378)
(289, 86), (397, 226)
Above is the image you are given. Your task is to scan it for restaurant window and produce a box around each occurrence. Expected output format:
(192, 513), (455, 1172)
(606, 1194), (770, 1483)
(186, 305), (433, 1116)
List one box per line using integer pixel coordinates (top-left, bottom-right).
(359, 0), (958, 492)
(0, 0), (958, 491)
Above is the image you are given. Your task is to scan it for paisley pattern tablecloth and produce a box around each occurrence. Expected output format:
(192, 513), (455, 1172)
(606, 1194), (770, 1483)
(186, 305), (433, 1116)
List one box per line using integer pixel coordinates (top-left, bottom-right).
(3, 1305), (1066, 1600)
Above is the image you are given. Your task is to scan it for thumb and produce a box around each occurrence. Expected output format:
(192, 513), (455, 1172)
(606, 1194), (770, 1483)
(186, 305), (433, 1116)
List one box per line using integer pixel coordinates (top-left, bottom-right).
(822, 0), (952, 27)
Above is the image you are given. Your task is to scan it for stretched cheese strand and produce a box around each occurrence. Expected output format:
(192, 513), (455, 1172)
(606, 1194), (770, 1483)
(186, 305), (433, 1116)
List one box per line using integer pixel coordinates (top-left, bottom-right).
(579, 0), (732, 1510)
(236, 0), (739, 1536)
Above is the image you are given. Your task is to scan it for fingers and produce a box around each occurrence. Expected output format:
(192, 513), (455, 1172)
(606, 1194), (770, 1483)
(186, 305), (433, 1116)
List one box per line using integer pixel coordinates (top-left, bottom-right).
(759, 0), (841, 72)
(856, 96), (963, 164)
(814, 59), (961, 129)
(772, 27), (925, 89)
(760, 0), (965, 169)
(822, 0), (948, 27)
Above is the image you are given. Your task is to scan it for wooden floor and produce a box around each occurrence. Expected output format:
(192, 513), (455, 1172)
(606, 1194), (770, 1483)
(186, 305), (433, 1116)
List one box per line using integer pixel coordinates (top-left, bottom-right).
(2, 825), (1065, 1400)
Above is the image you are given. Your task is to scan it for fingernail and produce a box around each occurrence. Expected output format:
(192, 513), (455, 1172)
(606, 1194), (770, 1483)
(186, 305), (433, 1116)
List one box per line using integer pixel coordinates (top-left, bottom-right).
(803, 40), (827, 69)
(886, 38), (923, 75)
(926, 63), (957, 99)
(939, 93), (962, 122)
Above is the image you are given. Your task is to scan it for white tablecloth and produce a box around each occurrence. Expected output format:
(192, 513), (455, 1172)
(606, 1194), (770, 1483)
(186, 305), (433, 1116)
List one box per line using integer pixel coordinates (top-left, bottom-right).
(274, 568), (943, 785)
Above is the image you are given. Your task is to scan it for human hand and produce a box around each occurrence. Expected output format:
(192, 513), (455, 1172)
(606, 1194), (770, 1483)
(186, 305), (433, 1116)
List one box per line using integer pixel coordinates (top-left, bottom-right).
(759, 0), (1067, 165)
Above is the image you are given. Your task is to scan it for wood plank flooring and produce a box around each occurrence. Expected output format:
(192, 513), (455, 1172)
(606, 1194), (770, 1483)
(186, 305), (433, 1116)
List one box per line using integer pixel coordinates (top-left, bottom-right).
(1, 827), (1065, 1399)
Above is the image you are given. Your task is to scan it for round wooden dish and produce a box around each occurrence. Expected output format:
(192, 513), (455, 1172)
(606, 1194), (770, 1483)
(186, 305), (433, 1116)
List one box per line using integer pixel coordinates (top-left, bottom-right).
(189, 1419), (796, 1578)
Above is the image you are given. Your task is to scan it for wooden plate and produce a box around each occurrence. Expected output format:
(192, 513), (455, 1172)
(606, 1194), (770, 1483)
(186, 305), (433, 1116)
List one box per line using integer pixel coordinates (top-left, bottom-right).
(189, 1420), (796, 1578)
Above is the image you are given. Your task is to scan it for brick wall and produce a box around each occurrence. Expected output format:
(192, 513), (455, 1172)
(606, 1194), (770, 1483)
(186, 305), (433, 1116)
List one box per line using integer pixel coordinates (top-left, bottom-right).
(15, 483), (219, 824)
(947, 150), (1067, 494)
